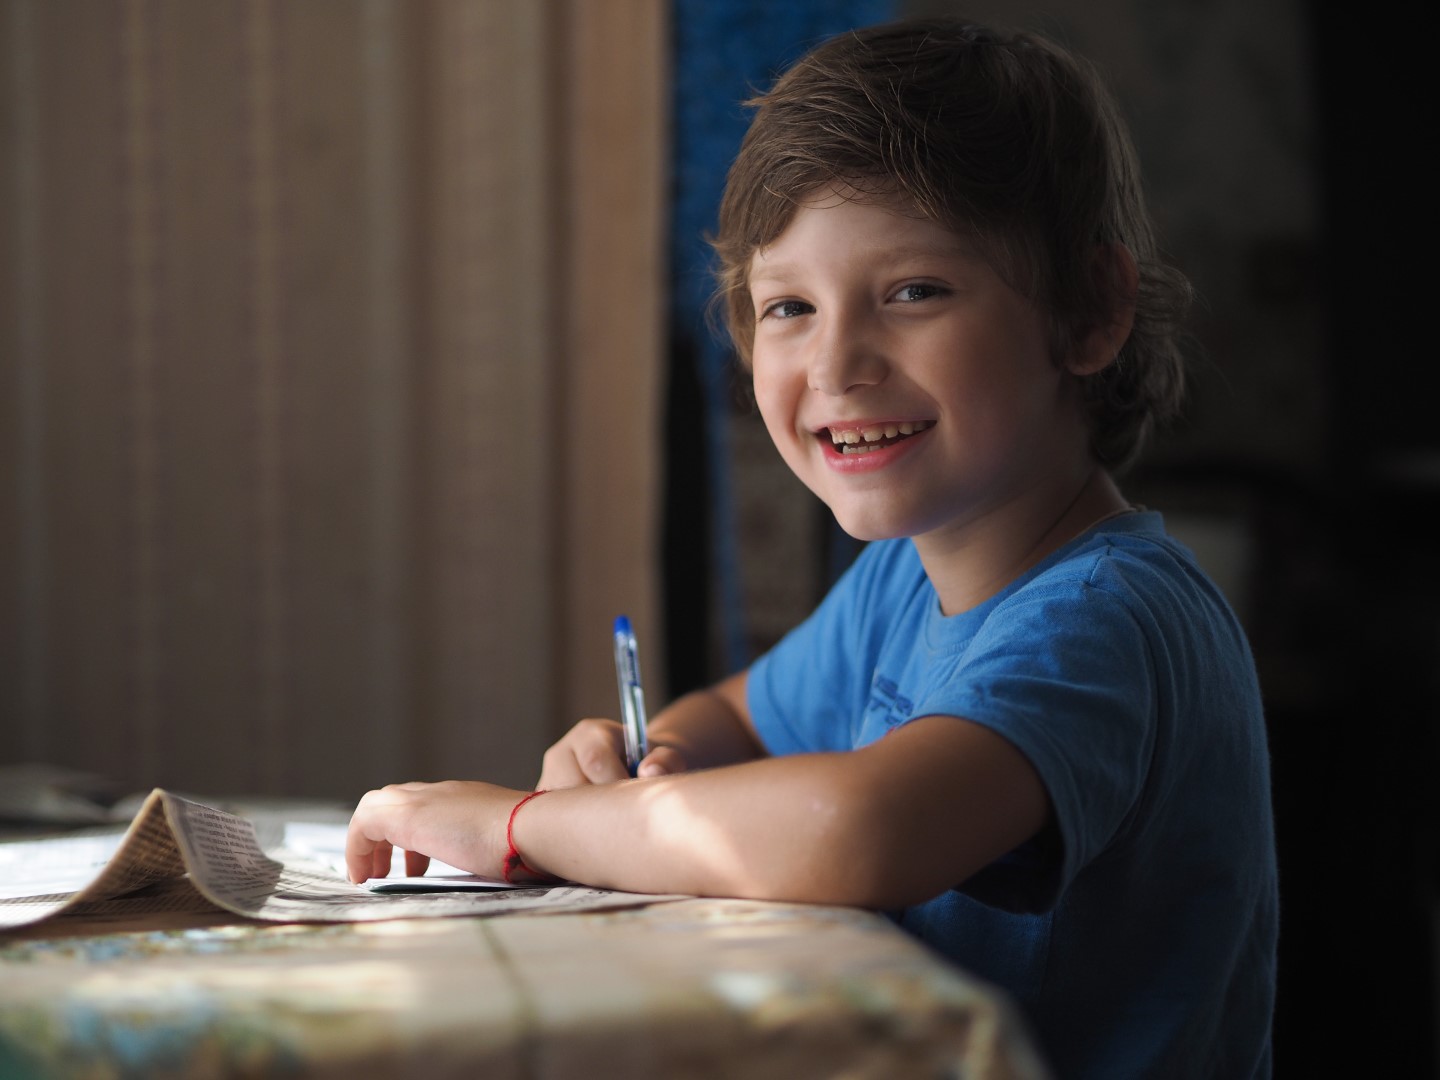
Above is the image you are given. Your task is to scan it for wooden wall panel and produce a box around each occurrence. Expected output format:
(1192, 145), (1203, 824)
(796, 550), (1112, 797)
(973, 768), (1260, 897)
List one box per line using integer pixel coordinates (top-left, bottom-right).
(0, 1), (22, 765)
(421, 0), (560, 787)
(268, 2), (390, 795)
(146, 0), (269, 794)
(559, 0), (668, 725)
(35, 3), (132, 777)
(0, 0), (666, 801)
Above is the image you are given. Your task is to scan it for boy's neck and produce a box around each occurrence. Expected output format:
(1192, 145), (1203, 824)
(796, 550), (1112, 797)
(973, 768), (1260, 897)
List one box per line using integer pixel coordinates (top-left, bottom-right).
(916, 467), (1131, 617)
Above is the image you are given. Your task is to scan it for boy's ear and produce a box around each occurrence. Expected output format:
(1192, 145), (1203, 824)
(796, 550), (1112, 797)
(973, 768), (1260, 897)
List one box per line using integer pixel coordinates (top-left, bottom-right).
(1068, 243), (1138, 376)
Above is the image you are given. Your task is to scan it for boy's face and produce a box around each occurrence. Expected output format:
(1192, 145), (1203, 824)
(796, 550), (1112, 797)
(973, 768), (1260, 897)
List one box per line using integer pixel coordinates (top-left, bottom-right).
(746, 188), (1093, 549)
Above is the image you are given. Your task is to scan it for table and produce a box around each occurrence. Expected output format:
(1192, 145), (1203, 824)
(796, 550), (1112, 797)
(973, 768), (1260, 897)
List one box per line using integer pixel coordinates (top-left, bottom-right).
(0, 897), (1049, 1078)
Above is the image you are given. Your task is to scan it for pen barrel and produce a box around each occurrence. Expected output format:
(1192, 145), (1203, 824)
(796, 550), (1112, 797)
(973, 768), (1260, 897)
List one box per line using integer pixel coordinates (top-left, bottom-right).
(620, 682), (647, 765)
(614, 621), (649, 770)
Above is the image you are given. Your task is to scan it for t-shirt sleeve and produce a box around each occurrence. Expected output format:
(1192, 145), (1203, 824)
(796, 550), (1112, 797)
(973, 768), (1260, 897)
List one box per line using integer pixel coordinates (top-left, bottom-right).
(747, 541), (913, 755)
(916, 578), (1158, 913)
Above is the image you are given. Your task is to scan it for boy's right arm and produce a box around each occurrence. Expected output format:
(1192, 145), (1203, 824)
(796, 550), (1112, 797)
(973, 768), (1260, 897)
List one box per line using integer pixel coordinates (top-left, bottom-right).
(537, 671), (763, 788)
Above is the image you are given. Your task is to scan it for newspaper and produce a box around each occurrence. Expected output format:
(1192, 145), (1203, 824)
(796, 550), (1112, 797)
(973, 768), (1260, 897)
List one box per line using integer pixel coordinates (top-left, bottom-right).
(0, 788), (679, 931)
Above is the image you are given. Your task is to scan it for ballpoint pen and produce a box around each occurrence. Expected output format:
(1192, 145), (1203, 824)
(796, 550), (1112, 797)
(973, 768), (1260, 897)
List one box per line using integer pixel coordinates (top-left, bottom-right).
(613, 616), (650, 776)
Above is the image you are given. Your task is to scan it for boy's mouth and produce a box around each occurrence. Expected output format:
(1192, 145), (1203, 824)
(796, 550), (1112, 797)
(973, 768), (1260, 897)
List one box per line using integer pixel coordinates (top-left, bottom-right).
(823, 420), (934, 455)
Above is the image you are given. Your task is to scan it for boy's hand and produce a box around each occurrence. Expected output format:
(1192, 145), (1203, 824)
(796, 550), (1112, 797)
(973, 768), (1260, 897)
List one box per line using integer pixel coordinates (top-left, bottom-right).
(538, 718), (689, 788)
(345, 780), (520, 884)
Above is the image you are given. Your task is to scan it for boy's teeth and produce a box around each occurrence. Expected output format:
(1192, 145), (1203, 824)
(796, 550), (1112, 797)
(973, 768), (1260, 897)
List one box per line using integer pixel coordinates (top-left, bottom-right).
(828, 420), (930, 446)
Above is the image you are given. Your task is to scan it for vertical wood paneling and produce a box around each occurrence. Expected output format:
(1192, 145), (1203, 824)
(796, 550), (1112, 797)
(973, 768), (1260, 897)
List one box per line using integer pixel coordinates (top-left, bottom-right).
(560, 0), (668, 724)
(151, 0), (264, 794)
(424, 0), (558, 788)
(270, 0), (356, 792)
(1, 1), (665, 800)
(271, 0), (407, 796)
(122, 0), (163, 782)
(358, 0), (413, 788)
(39, 3), (132, 778)
(2, 0), (48, 764)
(244, 0), (287, 793)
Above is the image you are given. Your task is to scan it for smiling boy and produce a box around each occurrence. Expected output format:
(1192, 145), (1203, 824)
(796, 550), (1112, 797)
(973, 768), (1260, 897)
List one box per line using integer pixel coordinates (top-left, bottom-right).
(745, 186), (1131, 614)
(348, 18), (1278, 1077)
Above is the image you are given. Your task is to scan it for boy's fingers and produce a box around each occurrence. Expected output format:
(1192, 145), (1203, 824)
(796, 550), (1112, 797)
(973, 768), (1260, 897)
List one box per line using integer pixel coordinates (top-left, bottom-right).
(346, 834), (391, 884)
(404, 849), (431, 878)
(346, 791), (405, 882)
(577, 744), (629, 784)
(637, 745), (688, 777)
(537, 748), (584, 790)
(540, 719), (629, 788)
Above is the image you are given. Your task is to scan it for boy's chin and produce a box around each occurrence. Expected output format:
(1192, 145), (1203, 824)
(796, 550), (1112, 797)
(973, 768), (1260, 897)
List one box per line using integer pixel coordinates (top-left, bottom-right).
(827, 510), (910, 544)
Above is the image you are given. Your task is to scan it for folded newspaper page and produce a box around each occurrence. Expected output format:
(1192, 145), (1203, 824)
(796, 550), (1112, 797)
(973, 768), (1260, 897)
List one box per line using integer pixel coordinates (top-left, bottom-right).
(0, 789), (680, 931)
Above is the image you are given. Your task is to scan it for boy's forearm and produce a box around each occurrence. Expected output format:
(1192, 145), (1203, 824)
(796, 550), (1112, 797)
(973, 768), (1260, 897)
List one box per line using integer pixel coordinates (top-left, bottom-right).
(516, 753), (874, 903)
(512, 718), (1047, 909)
(646, 672), (764, 771)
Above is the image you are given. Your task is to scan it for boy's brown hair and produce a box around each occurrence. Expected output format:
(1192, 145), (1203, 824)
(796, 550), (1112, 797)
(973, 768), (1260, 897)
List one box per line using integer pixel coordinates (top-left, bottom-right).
(712, 17), (1191, 471)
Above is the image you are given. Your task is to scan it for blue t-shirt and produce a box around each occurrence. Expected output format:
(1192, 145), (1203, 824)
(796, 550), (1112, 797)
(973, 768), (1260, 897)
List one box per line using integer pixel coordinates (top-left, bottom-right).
(748, 512), (1277, 1079)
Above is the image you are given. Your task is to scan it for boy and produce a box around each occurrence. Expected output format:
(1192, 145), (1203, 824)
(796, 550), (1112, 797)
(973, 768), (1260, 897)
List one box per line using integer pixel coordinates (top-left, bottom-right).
(348, 17), (1278, 1078)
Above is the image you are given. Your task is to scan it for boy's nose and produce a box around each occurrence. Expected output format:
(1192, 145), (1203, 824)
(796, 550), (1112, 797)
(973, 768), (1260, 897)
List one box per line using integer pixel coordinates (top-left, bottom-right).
(805, 317), (886, 396)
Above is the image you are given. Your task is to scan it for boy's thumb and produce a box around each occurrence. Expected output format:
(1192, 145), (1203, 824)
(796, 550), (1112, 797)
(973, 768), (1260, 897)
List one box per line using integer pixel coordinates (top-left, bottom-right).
(636, 746), (688, 777)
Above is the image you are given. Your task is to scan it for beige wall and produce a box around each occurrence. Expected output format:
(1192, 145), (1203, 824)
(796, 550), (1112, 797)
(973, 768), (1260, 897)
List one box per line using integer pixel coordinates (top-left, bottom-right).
(0, 0), (667, 799)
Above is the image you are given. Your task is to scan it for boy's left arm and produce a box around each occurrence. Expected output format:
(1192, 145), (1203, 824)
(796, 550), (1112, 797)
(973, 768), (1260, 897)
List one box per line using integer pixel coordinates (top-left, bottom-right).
(346, 717), (1049, 906)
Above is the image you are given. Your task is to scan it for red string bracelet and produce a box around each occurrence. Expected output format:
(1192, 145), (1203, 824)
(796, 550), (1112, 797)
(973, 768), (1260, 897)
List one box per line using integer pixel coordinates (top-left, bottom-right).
(503, 789), (558, 885)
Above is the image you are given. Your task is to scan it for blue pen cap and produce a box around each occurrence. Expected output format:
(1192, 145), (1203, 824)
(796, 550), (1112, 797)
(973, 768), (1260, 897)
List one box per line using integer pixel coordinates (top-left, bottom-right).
(615, 615), (632, 637)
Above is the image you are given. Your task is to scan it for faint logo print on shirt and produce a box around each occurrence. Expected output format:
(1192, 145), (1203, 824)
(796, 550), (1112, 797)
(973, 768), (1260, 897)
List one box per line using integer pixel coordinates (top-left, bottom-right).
(868, 675), (915, 731)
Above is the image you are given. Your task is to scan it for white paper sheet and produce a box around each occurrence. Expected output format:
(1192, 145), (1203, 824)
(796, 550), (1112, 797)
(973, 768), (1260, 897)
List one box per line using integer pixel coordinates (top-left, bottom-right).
(280, 821), (515, 891)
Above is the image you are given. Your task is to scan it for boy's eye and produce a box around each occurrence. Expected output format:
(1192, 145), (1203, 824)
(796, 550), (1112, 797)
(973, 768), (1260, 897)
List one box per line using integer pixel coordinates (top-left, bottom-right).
(761, 299), (814, 320)
(893, 283), (943, 303)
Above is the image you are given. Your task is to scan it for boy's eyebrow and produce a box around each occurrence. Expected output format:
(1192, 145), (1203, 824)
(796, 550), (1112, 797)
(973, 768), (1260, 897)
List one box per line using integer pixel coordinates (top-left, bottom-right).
(749, 240), (986, 285)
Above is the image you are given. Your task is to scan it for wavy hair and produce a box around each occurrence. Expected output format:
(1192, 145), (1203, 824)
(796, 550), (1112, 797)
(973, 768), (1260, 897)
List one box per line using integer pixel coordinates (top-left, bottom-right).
(711, 17), (1191, 471)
